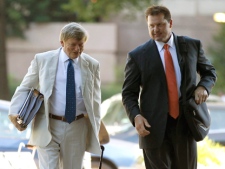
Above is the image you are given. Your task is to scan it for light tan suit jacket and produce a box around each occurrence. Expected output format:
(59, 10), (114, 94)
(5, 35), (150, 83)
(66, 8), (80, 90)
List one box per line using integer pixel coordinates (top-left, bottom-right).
(9, 48), (102, 155)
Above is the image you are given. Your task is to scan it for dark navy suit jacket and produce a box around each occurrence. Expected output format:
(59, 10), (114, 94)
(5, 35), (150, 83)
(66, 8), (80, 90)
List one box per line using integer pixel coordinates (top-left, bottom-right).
(122, 33), (217, 149)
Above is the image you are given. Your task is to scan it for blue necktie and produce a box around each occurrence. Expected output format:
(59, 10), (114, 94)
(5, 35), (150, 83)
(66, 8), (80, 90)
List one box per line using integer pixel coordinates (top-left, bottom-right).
(65, 59), (76, 123)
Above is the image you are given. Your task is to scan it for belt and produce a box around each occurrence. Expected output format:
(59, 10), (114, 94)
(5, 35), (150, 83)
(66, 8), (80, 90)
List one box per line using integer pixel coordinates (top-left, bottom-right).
(49, 113), (84, 122)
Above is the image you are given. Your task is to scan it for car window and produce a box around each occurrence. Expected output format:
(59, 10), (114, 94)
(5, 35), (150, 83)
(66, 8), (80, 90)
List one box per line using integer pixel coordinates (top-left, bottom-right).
(0, 108), (31, 139)
(102, 100), (129, 125)
(102, 100), (132, 135)
(209, 106), (225, 130)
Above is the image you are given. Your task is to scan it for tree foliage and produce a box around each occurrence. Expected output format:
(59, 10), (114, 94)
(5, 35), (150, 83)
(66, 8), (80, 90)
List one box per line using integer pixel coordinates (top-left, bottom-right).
(208, 23), (225, 94)
(62, 0), (153, 22)
(6, 0), (75, 37)
(6, 0), (155, 37)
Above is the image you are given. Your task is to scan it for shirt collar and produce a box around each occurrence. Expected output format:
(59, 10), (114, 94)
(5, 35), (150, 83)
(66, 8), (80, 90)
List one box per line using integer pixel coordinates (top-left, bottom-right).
(155, 33), (175, 52)
(60, 48), (79, 64)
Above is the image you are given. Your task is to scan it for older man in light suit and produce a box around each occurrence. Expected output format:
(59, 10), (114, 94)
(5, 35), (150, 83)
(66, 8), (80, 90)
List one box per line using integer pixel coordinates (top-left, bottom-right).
(9, 22), (102, 169)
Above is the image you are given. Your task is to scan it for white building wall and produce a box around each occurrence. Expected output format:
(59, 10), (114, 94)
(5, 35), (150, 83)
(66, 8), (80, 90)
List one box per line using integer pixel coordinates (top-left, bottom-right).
(159, 0), (225, 16)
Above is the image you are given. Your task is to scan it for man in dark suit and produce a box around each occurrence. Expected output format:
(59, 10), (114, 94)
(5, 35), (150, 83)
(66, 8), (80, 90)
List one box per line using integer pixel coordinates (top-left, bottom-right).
(122, 5), (216, 169)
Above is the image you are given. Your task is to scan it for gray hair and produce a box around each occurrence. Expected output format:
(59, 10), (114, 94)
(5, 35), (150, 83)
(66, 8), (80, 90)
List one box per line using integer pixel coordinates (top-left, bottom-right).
(59, 22), (88, 42)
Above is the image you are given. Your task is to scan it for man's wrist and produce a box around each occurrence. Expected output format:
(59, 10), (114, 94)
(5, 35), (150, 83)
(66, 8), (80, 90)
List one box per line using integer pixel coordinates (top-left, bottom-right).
(134, 114), (142, 119)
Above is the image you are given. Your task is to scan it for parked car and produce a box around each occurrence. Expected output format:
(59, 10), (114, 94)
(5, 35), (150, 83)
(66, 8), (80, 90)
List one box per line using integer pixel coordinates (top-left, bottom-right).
(207, 102), (225, 145)
(101, 93), (225, 145)
(91, 139), (143, 169)
(0, 99), (143, 169)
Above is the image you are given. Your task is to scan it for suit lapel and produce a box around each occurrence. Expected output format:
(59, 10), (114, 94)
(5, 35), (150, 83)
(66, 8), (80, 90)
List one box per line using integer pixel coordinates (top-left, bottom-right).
(174, 34), (186, 96)
(45, 48), (60, 99)
(80, 53), (89, 95)
(174, 34), (184, 73)
(143, 39), (166, 81)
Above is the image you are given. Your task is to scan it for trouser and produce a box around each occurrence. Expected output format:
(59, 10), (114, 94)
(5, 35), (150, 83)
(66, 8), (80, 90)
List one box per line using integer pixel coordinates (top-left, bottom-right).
(37, 117), (88, 169)
(143, 115), (197, 169)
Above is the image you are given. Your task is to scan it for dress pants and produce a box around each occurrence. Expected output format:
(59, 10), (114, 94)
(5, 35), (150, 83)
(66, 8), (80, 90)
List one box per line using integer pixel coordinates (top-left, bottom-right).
(143, 115), (197, 169)
(37, 117), (88, 169)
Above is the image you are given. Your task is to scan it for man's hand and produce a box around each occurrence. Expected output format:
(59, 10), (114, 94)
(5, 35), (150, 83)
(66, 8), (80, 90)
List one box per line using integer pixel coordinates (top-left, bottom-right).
(134, 115), (151, 137)
(194, 86), (208, 105)
(8, 114), (27, 131)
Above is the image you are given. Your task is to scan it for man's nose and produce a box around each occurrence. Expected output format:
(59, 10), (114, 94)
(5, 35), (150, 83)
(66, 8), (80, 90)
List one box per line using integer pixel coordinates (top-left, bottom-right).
(74, 45), (80, 52)
(153, 26), (159, 32)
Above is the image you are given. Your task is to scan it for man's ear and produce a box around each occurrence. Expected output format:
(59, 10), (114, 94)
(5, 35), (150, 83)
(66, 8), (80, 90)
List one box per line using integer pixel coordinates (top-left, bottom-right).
(60, 41), (64, 47)
(169, 19), (173, 28)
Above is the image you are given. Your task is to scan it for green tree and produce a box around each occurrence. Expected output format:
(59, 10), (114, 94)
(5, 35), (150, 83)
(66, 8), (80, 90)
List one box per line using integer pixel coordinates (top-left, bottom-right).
(6, 0), (157, 36)
(6, 0), (75, 37)
(3, 0), (157, 99)
(62, 0), (154, 22)
(208, 23), (225, 94)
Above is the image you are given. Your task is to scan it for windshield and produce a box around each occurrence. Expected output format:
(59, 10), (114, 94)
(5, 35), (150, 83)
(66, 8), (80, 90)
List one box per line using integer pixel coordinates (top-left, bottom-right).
(209, 106), (225, 130)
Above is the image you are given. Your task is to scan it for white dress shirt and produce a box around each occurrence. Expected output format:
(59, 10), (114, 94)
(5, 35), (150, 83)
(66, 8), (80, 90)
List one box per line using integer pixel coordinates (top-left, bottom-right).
(155, 34), (181, 96)
(49, 48), (87, 116)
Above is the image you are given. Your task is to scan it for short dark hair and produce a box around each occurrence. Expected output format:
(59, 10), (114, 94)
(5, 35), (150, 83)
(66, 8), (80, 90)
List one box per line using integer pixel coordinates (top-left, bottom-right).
(145, 5), (171, 22)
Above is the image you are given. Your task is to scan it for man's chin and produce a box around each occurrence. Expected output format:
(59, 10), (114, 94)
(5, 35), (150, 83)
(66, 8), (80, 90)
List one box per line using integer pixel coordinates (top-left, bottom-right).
(154, 37), (163, 41)
(70, 54), (79, 59)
